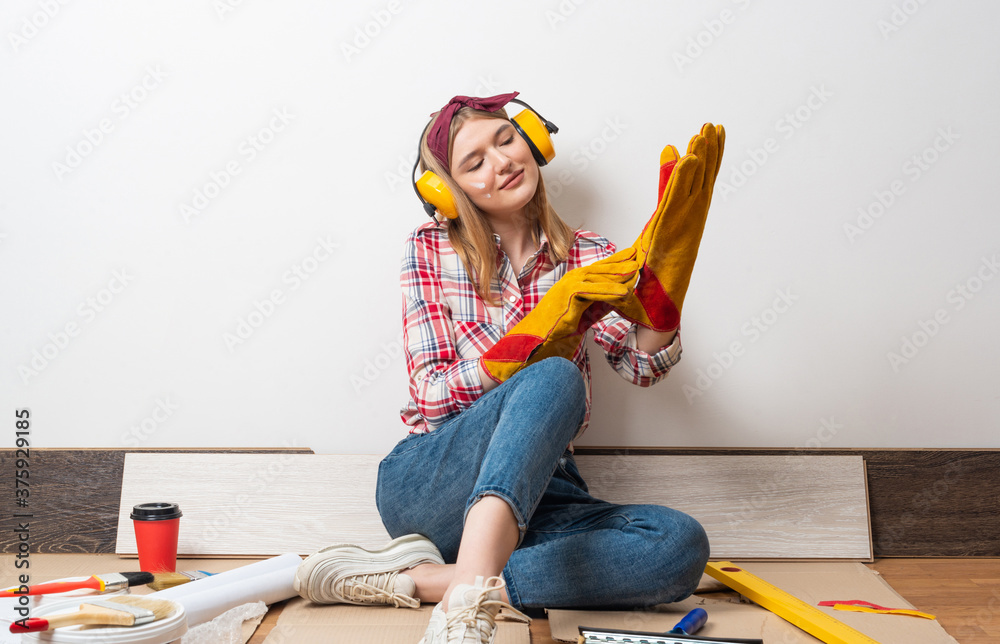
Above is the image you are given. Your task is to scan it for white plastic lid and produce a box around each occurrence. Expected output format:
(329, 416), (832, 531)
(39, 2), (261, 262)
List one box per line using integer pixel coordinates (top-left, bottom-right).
(20, 597), (187, 644)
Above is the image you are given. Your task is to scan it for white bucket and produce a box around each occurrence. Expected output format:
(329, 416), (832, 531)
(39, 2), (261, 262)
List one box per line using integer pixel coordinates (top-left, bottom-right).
(19, 598), (186, 644)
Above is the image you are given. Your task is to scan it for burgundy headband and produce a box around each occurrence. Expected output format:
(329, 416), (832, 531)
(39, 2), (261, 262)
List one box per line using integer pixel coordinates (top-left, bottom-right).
(427, 91), (519, 173)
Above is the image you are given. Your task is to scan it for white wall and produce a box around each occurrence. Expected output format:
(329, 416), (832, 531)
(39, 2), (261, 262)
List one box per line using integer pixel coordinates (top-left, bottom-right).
(2, 1), (997, 452)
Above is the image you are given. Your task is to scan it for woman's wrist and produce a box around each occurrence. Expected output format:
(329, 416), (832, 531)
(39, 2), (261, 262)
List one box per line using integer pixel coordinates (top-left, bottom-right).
(477, 359), (501, 393)
(635, 325), (677, 355)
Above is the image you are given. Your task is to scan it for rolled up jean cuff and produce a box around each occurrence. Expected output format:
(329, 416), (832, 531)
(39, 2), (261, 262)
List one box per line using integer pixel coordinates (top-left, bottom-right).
(463, 487), (528, 548)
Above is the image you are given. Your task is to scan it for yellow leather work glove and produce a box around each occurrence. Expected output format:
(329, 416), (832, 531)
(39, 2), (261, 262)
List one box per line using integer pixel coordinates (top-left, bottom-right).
(614, 122), (725, 332)
(479, 248), (638, 384)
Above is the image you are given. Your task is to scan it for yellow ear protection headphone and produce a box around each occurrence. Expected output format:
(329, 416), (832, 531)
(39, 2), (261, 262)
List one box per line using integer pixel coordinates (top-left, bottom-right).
(411, 97), (559, 221)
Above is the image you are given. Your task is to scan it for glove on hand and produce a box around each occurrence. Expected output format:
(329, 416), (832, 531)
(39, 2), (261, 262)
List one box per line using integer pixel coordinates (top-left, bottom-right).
(479, 248), (638, 384)
(614, 122), (725, 332)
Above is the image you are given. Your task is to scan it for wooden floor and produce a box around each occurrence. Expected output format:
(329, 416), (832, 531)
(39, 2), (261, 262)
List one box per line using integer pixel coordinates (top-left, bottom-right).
(864, 559), (1000, 643)
(245, 558), (1000, 643)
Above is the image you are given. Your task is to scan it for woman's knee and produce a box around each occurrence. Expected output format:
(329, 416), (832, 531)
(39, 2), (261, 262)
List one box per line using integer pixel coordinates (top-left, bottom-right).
(517, 357), (585, 408)
(631, 505), (711, 604)
(534, 356), (584, 386)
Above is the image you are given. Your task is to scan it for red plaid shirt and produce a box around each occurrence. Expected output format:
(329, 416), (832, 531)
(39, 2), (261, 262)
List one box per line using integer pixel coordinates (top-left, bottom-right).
(399, 221), (682, 436)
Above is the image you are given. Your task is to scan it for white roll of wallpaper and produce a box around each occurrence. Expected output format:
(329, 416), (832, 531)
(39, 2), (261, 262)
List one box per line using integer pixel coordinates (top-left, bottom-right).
(148, 553), (301, 626)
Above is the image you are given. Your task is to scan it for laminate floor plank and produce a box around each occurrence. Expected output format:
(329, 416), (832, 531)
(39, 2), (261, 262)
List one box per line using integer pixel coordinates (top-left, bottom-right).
(577, 448), (1000, 556)
(117, 453), (871, 560)
(0, 448), (312, 554)
(576, 454), (871, 559)
(117, 453), (389, 556)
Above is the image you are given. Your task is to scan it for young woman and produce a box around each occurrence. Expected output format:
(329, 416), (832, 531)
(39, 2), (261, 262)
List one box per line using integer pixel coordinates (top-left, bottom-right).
(294, 92), (722, 644)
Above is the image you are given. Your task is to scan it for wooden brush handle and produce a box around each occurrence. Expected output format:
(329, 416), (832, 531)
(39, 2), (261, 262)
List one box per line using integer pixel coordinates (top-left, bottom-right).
(10, 605), (135, 632)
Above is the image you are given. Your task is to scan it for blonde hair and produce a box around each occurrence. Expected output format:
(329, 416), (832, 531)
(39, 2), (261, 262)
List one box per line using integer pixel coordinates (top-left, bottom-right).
(418, 106), (576, 305)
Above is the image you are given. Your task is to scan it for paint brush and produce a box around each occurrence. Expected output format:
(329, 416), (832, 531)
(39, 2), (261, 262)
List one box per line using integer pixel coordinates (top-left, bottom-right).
(146, 570), (214, 591)
(0, 570), (215, 597)
(9, 596), (177, 633)
(0, 572), (154, 597)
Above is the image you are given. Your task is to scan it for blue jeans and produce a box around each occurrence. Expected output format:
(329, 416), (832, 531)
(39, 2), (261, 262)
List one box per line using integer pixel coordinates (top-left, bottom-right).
(375, 357), (709, 610)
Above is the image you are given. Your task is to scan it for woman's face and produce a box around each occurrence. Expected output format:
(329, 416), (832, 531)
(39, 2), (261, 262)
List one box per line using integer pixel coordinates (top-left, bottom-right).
(449, 116), (540, 219)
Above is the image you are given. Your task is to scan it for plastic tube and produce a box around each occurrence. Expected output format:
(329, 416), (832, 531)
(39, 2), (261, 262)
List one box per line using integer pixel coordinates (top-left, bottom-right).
(148, 554), (301, 627)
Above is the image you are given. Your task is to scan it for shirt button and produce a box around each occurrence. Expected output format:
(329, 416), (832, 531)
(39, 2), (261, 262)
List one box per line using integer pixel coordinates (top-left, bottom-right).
(508, 295), (517, 304)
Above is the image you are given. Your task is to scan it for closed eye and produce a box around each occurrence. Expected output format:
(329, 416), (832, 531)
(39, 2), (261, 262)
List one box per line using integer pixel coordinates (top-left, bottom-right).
(469, 137), (515, 172)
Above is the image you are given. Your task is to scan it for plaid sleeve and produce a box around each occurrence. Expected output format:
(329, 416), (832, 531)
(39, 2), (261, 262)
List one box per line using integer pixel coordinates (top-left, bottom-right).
(401, 231), (485, 429)
(592, 315), (682, 386)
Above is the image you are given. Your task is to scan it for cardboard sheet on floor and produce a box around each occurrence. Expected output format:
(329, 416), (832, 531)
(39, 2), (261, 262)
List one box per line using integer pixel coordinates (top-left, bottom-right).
(547, 562), (957, 643)
(261, 597), (529, 644)
(116, 453), (871, 560)
(0, 555), (269, 644)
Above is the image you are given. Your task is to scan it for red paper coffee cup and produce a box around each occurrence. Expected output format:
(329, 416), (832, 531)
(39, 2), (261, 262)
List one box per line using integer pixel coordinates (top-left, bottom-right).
(131, 502), (182, 573)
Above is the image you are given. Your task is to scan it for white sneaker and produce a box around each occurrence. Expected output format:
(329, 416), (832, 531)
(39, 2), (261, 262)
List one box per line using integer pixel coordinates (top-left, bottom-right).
(419, 576), (530, 644)
(294, 534), (444, 607)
